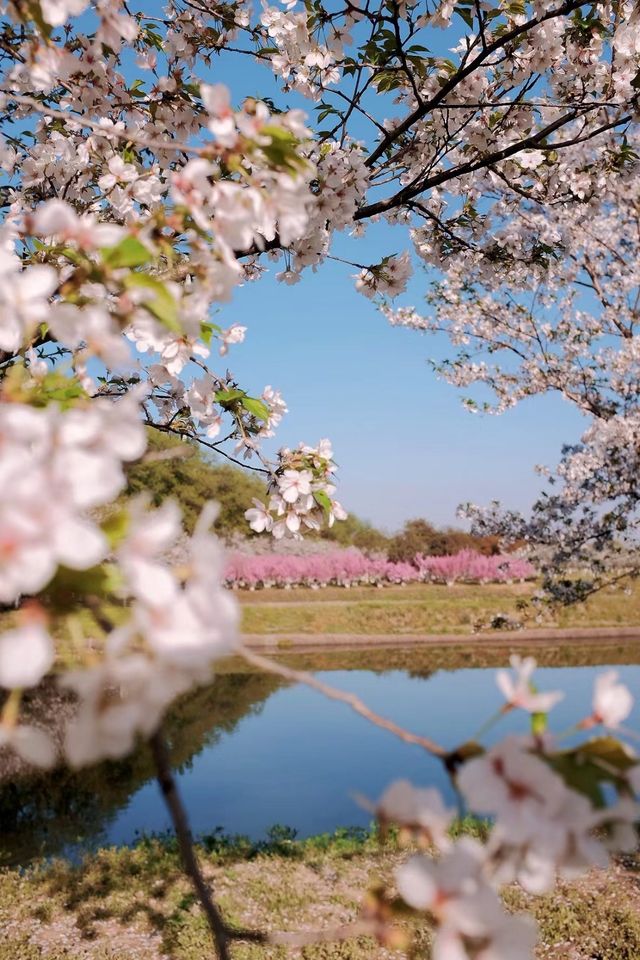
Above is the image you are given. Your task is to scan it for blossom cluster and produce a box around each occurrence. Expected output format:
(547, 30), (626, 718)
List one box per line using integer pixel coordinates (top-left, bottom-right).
(0, 399), (239, 767)
(355, 252), (412, 300)
(383, 146), (640, 599)
(0, 0), (348, 773)
(245, 440), (346, 539)
(224, 548), (534, 589)
(373, 659), (640, 959)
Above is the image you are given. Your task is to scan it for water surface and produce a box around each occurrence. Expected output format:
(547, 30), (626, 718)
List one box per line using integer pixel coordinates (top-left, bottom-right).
(2, 645), (639, 865)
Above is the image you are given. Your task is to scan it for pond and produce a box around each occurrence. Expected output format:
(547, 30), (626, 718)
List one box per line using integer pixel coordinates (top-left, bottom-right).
(2, 644), (639, 866)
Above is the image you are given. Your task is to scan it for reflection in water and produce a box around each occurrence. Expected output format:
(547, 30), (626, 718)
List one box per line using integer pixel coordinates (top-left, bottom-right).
(0, 672), (285, 866)
(1, 644), (639, 866)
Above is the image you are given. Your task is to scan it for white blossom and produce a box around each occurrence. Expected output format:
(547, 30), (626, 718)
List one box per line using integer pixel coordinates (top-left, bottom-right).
(377, 780), (454, 849)
(591, 671), (634, 728)
(0, 621), (54, 689)
(496, 655), (564, 714)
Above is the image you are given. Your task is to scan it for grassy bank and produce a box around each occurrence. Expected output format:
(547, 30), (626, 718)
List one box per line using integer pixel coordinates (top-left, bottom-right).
(238, 581), (640, 636)
(1, 828), (640, 960)
(4, 582), (640, 673)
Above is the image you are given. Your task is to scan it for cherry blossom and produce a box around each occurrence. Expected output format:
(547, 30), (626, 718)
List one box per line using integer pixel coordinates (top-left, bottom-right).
(496, 655), (564, 714)
(589, 671), (634, 729)
(0, 259), (57, 353)
(39, 0), (89, 29)
(278, 469), (313, 504)
(457, 737), (568, 832)
(0, 2), (639, 954)
(355, 253), (412, 300)
(116, 499), (182, 606)
(376, 780), (454, 850)
(245, 499), (273, 535)
(0, 619), (54, 689)
(396, 840), (537, 960)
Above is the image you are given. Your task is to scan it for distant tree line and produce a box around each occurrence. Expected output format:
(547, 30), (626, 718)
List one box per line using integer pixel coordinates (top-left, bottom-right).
(125, 431), (266, 538)
(129, 434), (502, 559)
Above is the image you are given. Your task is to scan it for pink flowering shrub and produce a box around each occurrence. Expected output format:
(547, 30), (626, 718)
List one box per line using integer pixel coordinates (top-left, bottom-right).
(224, 548), (535, 589)
(415, 549), (534, 584)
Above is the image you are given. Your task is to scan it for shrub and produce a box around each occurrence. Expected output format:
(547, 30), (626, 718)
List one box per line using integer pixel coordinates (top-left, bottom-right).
(223, 548), (535, 589)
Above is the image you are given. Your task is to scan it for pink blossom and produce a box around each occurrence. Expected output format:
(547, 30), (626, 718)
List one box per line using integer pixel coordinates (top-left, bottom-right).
(224, 548), (535, 589)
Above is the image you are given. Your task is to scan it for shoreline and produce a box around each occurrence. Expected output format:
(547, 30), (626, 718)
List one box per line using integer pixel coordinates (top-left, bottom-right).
(242, 624), (640, 652)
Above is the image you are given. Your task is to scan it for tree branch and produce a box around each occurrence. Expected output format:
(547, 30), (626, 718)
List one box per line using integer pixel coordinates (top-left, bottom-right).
(355, 109), (631, 220)
(238, 645), (446, 757)
(364, 0), (587, 168)
(150, 729), (232, 960)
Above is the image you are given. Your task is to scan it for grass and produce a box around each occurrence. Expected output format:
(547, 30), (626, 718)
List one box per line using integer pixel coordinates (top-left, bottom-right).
(5, 581), (640, 672)
(1, 828), (639, 960)
(238, 581), (640, 636)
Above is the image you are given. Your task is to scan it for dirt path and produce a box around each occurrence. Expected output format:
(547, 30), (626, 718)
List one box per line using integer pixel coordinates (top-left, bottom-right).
(239, 597), (456, 608)
(242, 625), (640, 651)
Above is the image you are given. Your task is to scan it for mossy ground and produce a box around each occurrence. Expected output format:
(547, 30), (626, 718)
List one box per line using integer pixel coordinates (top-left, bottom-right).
(1, 829), (640, 960)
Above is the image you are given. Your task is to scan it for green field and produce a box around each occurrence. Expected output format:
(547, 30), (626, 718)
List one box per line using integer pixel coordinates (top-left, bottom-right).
(238, 581), (640, 636)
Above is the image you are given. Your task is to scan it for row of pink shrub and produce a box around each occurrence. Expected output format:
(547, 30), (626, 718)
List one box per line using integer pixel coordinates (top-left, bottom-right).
(223, 548), (535, 589)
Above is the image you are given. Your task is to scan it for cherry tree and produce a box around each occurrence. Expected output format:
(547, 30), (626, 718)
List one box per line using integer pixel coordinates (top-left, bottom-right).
(0, 1), (640, 958)
(383, 144), (640, 603)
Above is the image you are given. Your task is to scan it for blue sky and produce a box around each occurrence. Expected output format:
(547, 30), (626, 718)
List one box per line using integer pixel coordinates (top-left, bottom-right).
(223, 252), (587, 532)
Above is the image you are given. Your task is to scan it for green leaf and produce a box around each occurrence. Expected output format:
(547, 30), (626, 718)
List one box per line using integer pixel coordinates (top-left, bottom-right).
(455, 4), (475, 28)
(241, 396), (270, 421)
(578, 736), (638, 772)
(41, 563), (123, 614)
(215, 387), (246, 407)
(101, 236), (152, 269)
(129, 80), (146, 99)
(124, 274), (181, 332)
(530, 710), (547, 735)
(61, 246), (88, 265)
(314, 490), (333, 516)
(546, 753), (605, 808)
(200, 320), (222, 346)
(545, 736), (638, 808)
(12, 369), (87, 410)
(260, 125), (306, 172)
(142, 25), (164, 49)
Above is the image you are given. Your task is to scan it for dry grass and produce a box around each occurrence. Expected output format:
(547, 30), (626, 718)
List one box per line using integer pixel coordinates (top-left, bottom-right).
(238, 581), (640, 636)
(1, 833), (640, 960)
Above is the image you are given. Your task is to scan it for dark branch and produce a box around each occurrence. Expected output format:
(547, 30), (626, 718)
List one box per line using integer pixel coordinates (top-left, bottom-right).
(355, 109), (631, 220)
(150, 729), (232, 960)
(364, 0), (587, 168)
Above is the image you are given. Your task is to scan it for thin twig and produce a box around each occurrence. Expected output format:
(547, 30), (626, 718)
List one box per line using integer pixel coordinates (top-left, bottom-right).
(3, 92), (205, 156)
(238, 645), (446, 757)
